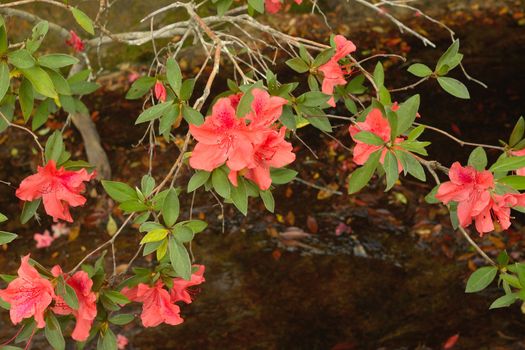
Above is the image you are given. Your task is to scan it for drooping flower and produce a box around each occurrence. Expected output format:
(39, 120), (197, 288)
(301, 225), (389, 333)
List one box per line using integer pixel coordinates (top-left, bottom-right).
(16, 160), (96, 222)
(349, 108), (403, 171)
(66, 30), (85, 52)
(117, 334), (129, 350)
(34, 230), (54, 249)
(170, 265), (206, 304)
(154, 81), (167, 102)
(319, 35), (357, 106)
(0, 255), (55, 328)
(122, 281), (183, 328)
(51, 223), (70, 239)
(189, 97), (254, 172)
(265, 0), (302, 14)
(51, 266), (97, 341)
(229, 128), (295, 190)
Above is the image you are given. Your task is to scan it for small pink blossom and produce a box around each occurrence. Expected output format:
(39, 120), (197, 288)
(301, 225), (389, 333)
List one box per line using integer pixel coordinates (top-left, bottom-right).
(16, 160), (96, 222)
(128, 72), (140, 83)
(117, 334), (129, 350)
(0, 255), (55, 328)
(122, 281), (183, 328)
(265, 0), (302, 14)
(34, 230), (54, 249)
(349, 108), (403, 171)
(154, 81), (167, 102)
(66, 30), (84, 52)
(170, 265), (206, 304)
(51, 222), (70, 239)
(319, 35), (357, 106)
(51, 266), (97, 341)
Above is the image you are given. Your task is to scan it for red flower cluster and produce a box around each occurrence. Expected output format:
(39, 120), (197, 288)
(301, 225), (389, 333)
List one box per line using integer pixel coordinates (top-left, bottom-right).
(436, 162), (525, 235)
(121, 265), (205, 327)
(189, 88), (295, 190)
(0, 256), (97, 341)
(265, 0), (302, 14)
(16, 160), (95, 222)
(65, 30), (84, 52)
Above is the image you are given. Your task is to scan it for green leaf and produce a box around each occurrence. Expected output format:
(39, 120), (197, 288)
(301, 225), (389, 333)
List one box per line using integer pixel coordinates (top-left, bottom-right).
(308, 116), (332, 132)
(373, 62), (384, 87)
(162, 188), (180, 227)
(230, 178), (248, 215)
(270, 168), (297, 184)
(8, 49), (36, 69)
(183, 220), (208, 233)
(108, 313), (135, 325)
(489, 293), (518, 309)
(353, 131), (385, 146)
(0, 62), (10, 102)
(187, 170), (210, 192)
(126, 76), (156, 99)
(57, 276), (79, 310)
(346, 75), (367, 94)
(215, 0), (234, 16)
(248, 0), (264, 13)
(299, 91), (329, 107)
(436, 40), (460, 73)
(25, 21), (49, 53)
(44, 131), (64, 163)
(21, 66), (57, 99)
(19, 78), (34, 121)
(166, 58), (182, 97)
(212, 168), (231, 198)
(498, 176), (525, 190)
(0, 231), (17, 245)
(45, 313), (65, 350)
(140, 228), (169, 244)
(97, 328), (117, 350)
(516, 263), (525, 288)
(0, 18), (7, 55)
(174, 225), (194, 243)
(135, 102), (173, 124)
(20, 198), (41, 224)
(101, 180), (138, 202)
(348, 150), (381, 194)
(398, 152), (426, 181)
(490, 156), (525, 173)
(437, 77), (470, 99)
(408, 125), (425, 140)
(286, 57), (310, 73)
(38, 54), (79, 69)
(312, 48), (335, 68)
(103, 290), (129, 305)
(71, 8), (95, 35)
(407, 63), (433, 77)
(0, 213), (7, 223)
(168, 237), (191, 280)
(396, 94), (420, 135)
(260, 190), (275, 213)
(119, 200), (149, 213)
(180, 79), (195, 101)
(46, 69), (71, 96)
(465, 266), (498, 293)
(509, 116), (525, 147)
(468, 147), (488, 171)
(383, 151), (399, 191)
(182, 105), (204, 126)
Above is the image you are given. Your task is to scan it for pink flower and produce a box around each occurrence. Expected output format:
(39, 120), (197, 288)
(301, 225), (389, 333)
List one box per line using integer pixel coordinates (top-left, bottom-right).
(170, 265), (206, 304)
(34, 230), (54, 249)
(122, 281), (183, 327)
(189, 97), (253, 172)
(128, 72), (140, 83)
(117, 334), (129, 350)
(265, 0), (302, 13)
(230, 127), (295, 190)
(511, 148), (525, 176)
(51, 266), (97, 341)
(246, 88), (288, 130)
(16, 160), (96, 222)
(154, 81), (167, 102)
(51, 222), (70, 239)
(349, 108), (403, 171)
(0, 255), (55, 328)
(319, 35), (357, 106)
(66, 30), (84, 52)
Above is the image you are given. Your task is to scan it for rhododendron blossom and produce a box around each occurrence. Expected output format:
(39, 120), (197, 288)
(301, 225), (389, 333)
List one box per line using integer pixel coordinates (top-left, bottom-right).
(435, 162), (525, 235)
(170, 265), (206, 304)
(65, 30), (84, 52)
(34, 230), (54, 249)
(265, 0), (302, 14)
(154, 81), (167, 102)
(319, 35), (357, 106)
(0, 255), (55, 328)
(16, 160), (95, 222)
(122, 281), (184, 327)
(349, 108), (403, 171)
(51, 266), (97, 341)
